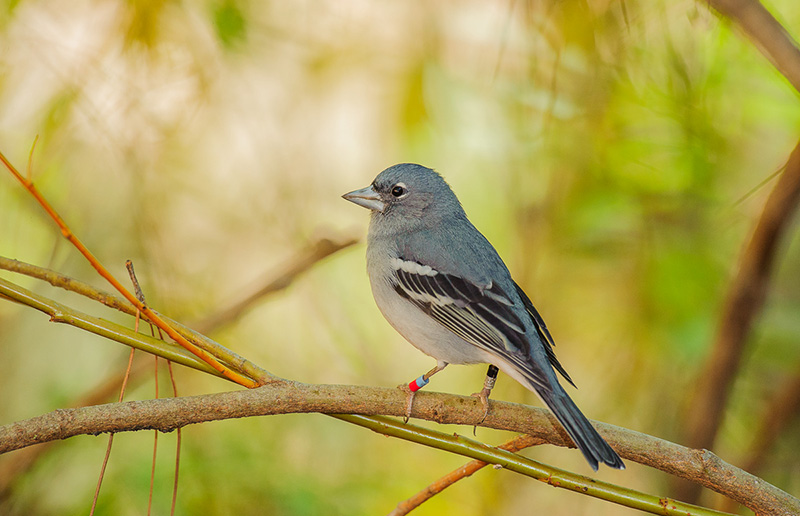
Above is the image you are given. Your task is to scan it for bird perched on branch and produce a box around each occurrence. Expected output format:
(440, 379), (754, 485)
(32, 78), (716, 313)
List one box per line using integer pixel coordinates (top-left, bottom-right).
(343, 163), (624, 471)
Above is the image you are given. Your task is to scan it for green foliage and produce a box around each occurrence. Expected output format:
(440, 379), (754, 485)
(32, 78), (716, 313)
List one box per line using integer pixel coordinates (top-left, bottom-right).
(1, 1), (799, 514)
(213, 0), (246, 49)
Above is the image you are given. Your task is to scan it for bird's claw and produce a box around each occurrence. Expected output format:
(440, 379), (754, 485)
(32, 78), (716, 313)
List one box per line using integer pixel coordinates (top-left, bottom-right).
(471, 387), (492, 425)
(397, 383), (415, 423)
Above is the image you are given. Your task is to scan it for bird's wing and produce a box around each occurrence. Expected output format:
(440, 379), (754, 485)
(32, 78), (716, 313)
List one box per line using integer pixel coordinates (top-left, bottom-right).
(512, 280), (574, 387)
(390, 257), (554, 392)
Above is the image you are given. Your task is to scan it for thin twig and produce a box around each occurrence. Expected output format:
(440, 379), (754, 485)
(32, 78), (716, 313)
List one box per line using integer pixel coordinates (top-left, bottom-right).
(347, 415), (732, 516)
(148, 356), (158, 516)
(125, 260), (160, 516)
(90, 325), (138, 516)
(25, 135), (38, 183)
(0, 260), (276, 383)
(191, 236), (359, 334)
(0, 253), (320, 384)
(0, 276), (224, 377)
(126, 260), (146, 311)
(167, 360), (181, 516)
(0, 150), (258, 388)
(389, 434), (544, 516)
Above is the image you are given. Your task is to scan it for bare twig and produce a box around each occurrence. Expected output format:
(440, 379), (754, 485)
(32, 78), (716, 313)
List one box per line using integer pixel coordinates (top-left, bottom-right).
(349, 415), (732, 516)
(0, 150), (258, 388)
(0, 237), (353, 496)
(126, 260), (147, 310)
(91, 318), (139, 516)
(124, 260), (161, 516)
(0, 276), (225, 378)
(718, 366), (800, 513)
(148, 356), (159, 516)
(0, 257), (276, 384)
(0, 256), (138, 314)
(679, 140), (800, 502)
(0, 356), (150, 500)
(0, 385), (796, 515)
(191, 235), (359, 334)
(167, 360), (181, 516)
(389, 434), (544, 516)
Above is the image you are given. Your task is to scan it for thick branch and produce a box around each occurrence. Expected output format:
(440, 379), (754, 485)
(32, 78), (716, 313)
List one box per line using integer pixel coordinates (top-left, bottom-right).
(0, 383), (797, 515)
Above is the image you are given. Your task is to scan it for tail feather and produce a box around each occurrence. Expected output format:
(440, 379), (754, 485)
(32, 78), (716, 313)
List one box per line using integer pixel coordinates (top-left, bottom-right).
(538, 388), (624, 471)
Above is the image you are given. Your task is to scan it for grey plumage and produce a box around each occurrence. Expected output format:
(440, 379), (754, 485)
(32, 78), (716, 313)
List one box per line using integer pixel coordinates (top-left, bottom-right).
(343, 163), (624, 471)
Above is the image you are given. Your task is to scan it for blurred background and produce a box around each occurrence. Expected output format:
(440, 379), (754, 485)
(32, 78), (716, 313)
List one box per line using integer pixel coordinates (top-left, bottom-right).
(0, 0), (799, 514)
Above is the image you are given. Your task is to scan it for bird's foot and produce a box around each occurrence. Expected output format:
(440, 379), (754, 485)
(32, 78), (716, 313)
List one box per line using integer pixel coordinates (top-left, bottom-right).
(471, 364), (498, 434)
(397, 383), (416, 423)
(471, 387), (492, 426)
(398, 373), (433, 423)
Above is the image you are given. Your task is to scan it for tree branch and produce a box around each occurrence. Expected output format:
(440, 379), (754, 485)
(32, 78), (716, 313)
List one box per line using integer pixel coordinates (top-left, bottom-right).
(679, 139), (800, 502)
(341, 414), (732, 516)
(0, 234), (356, 496)
(191, 235), (359, 334)
(2, 255), (797, 513)
(0, 276), (225, 379)
(705, 0), (800, 95)
(0, 383), (797, 515)
(0, 264), (279, 384)
(719, 365), (800, 513)
(389, 433), (545, 516)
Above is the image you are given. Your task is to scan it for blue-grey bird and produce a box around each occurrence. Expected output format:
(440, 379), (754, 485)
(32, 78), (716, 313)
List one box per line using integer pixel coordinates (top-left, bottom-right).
(343, 163), (624, 471)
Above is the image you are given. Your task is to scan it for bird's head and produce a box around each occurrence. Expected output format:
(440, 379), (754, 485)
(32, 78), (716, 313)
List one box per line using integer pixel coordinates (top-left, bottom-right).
(342, 164), (464, 229)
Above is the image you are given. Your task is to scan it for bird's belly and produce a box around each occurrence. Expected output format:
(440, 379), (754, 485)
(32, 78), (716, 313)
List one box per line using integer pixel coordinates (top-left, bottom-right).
(369, 275), (493, 365)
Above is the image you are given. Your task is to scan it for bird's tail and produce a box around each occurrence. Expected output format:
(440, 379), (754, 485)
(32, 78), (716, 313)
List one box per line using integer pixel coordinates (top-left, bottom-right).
(537, 387), (624, 471)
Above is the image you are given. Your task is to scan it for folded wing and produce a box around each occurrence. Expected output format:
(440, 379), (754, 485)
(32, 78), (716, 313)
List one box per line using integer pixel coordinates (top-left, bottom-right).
(390, 257), (571, 391)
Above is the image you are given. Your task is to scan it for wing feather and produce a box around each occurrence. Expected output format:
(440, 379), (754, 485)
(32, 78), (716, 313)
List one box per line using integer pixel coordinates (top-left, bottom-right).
(390, 257), (560, 391)
(512, 280), (575, 387)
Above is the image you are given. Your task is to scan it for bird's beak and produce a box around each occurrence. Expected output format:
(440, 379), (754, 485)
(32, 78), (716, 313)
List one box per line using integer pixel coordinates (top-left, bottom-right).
(342, 185), (386, 212)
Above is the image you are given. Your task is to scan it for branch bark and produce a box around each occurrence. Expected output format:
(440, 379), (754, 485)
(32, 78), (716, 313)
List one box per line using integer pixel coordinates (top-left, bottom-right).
(678, 139), (800, 502)
(1, 383), (798, 516)
(389, 433), (545, 516)
(719, 366), (800, 513)
(0, 235), (357, 498)
(705, 0), (800, 95)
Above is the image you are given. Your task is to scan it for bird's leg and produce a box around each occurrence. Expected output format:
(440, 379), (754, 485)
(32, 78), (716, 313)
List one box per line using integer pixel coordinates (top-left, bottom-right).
(399, 361), (447, 423)
(471, 364), (499, 425)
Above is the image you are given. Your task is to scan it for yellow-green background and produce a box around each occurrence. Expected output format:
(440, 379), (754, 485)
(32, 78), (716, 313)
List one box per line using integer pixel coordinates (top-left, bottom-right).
(1, 1), (799, 514)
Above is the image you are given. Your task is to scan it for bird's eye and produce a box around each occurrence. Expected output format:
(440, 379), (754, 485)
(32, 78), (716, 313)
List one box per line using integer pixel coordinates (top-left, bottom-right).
(391, 184), (406, 197)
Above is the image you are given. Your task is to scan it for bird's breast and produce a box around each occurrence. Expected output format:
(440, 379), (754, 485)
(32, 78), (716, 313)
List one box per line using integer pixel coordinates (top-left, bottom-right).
(365, 244), (493, 365)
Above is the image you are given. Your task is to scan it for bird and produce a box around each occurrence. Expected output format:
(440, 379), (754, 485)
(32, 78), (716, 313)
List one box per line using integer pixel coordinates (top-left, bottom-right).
(342, 163), (624, 471)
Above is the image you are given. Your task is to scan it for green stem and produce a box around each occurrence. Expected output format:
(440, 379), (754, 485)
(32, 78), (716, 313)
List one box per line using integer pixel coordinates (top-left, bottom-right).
(0, 276), (223, 378)
(335, 415), (734, 516)
(0, 272), (740, 515)
(0, 256), (276, 383)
